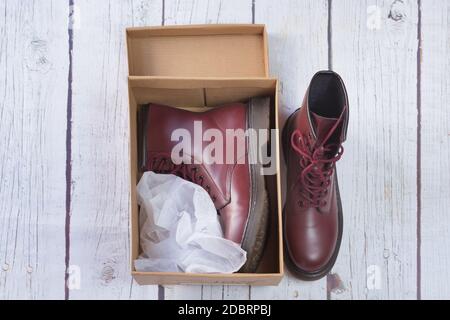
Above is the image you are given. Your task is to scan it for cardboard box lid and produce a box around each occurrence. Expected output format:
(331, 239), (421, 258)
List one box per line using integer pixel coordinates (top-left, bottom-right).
(126, 24), (268, 78)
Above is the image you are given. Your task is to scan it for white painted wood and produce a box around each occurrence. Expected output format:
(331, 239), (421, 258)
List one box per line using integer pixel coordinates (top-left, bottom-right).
(164, 285), (203, 300)
(330, 0), (418, 299)
(2, 0), (450, 300)
(164, 0), (253, 25)
(68, 0), (161, 300)
(162, 0), (254, 301)
(0, 0), (68, 299)
(251, 0), (330, 300)
(420, 0), (450, 300)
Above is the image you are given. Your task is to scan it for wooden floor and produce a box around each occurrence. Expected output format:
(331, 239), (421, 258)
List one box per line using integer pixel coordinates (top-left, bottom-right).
(0, 0), (448, 300)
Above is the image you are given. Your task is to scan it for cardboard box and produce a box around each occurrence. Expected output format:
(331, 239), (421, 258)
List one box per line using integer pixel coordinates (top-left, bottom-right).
(126, 25), (283, 285)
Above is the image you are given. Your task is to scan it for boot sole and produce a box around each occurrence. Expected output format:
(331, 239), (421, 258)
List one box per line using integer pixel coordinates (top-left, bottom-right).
(137, 104), (150, 171)
(239, 97), (271, 273)
(281, 109), (343, 281)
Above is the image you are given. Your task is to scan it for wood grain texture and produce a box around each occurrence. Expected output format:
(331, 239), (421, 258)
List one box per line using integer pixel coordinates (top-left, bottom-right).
(251, 0), (330, 300)
(0, 0), (68, 299)
(68, 0), (161, 300)
(1, 0), (450, 300)
(329, 0), (418, 299)
(164, 0), (252, 25)
(420, 0), (450, 300)
(162, 0), (254, 301)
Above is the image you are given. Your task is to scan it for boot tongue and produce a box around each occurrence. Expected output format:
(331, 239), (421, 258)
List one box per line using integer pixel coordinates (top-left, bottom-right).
(310, 112), (343, 155)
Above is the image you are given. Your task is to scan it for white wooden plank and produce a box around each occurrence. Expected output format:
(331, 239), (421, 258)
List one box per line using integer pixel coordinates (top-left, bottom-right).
(0, 0), (68, 299)
(68, 0), (161, 300)
(129, 0), (165, 300)
(329, 0), (418, 299)
(164, 285), (203, 300)
(199, 286), (222, 300)
(162, 0), (253, 301)
(166, 284), (251, 300)
(251, 0), (330, 300)
(164, 0), (253, 25)
(0, 0), (440, 301)
(222, 285), (251, 300)
(420, 0), (450, 300)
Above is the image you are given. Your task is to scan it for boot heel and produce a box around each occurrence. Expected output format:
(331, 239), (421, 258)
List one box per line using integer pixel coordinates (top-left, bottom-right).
(137, 104), (150, 171)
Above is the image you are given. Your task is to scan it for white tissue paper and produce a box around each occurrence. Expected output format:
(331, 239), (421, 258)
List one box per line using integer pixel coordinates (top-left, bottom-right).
(134, 171), (247, 273)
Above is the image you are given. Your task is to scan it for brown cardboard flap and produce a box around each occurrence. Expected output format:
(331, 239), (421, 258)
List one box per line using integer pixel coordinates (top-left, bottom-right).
(126, 25), (268, 77)
(129, 76), (277, 107)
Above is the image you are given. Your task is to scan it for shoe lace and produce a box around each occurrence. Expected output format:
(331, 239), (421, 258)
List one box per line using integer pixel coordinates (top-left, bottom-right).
(150, 156), (217, 203)
(290, 131), (343, 208)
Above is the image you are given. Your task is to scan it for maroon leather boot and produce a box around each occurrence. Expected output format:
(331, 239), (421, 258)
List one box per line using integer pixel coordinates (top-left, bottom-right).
(138, 100), (270, 272)
(283, 71), (349, 280)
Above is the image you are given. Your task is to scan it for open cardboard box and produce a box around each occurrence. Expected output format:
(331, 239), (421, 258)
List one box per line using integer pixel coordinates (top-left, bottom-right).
(127, 25), (283, 285)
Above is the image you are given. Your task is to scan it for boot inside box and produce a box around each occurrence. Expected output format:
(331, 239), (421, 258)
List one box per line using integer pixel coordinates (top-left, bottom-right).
(128, 77), (282, 280)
